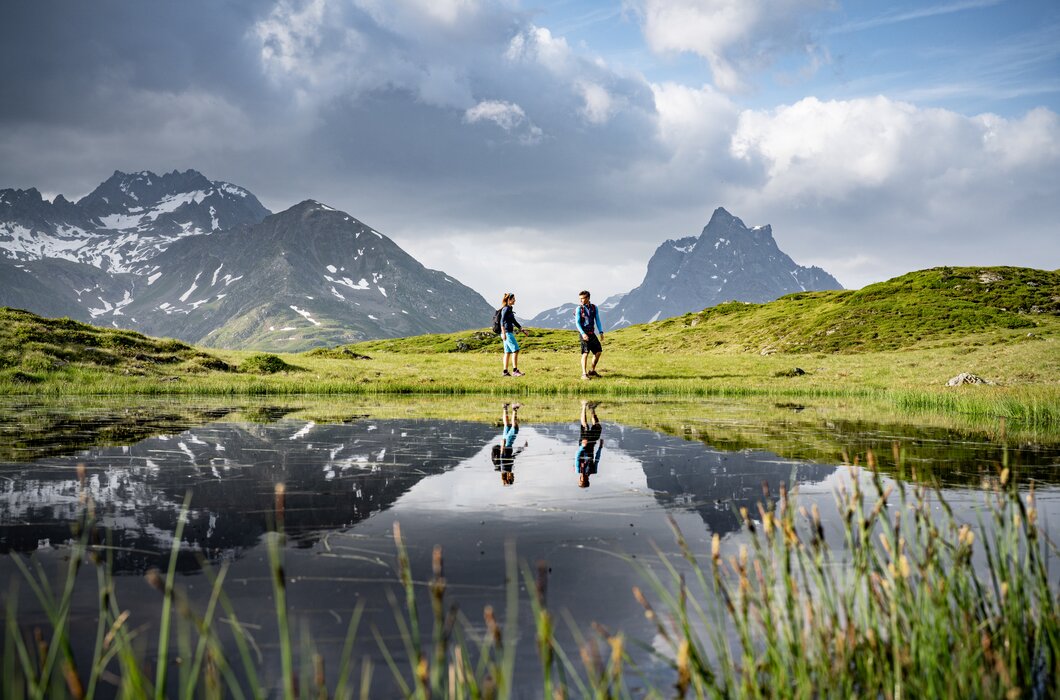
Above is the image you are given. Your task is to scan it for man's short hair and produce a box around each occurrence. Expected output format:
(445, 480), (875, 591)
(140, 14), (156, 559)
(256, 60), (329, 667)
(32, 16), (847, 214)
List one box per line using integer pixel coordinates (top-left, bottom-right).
(579, 290), (590, 298)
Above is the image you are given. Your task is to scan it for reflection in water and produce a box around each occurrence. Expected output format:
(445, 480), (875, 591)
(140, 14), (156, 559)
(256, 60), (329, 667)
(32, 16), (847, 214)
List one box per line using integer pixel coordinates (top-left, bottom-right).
(2, 398), (1059, 696)
(575, 400), (603, 488)
(490, 403), (526, 485)
(0, 419), (496, 571)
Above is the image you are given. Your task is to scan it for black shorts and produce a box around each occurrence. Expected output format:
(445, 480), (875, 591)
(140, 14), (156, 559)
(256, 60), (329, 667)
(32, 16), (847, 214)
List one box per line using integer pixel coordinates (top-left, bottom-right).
(580, 334), (602, 354)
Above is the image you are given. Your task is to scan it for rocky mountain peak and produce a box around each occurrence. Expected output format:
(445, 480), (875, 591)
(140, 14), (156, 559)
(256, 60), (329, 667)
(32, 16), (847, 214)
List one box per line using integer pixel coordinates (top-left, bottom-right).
(1, 168), (271, 273)
(705, 206), (738, 228)
(699, 207), (772, 244)
(78, 169), (214, 214)
(530, 207), (843, 329)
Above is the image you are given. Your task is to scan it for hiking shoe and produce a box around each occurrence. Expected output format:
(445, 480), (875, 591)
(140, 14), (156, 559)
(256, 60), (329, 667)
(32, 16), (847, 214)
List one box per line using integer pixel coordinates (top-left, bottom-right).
(512, 369), (524, 377)
(502, 370), (511, 377)
(588, 370), (600, 377)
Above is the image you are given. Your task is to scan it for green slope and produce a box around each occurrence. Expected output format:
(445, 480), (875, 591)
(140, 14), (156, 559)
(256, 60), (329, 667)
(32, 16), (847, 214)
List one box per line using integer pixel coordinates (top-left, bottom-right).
(0, 307), (233, 383)
(329, 266), (1059, 355)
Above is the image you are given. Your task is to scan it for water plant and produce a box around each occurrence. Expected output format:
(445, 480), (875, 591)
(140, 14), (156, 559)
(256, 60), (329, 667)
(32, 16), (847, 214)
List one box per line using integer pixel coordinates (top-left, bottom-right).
(634, 454), (1059, 698)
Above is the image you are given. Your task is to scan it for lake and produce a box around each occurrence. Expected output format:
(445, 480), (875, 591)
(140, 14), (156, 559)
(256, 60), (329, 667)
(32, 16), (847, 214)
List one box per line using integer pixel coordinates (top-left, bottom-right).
(2, 396), (1058, 697)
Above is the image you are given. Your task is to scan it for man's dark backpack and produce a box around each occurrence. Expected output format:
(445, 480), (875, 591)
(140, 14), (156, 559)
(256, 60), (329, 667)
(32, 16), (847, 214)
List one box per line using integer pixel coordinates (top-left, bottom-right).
(579, 303), (598, 334)
(491, 307), (504, 335)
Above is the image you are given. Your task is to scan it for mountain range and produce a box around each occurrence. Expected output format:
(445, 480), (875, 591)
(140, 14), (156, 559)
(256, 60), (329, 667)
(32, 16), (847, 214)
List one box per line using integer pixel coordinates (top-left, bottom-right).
(529, 207), (842, 329)
(1, 170), (493, 350)
(2, 170), (843, 349)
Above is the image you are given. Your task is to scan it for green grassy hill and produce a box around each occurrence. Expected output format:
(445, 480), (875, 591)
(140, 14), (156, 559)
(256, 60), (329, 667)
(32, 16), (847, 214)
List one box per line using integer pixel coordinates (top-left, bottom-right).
(330, 266), (1059, 356)
(0, 307), (233, 384)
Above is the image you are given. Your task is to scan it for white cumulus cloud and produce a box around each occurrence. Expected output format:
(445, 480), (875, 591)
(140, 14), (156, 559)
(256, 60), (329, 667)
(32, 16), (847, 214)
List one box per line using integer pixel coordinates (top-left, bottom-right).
(730, 96), (1060, 202)
(635, 0), (834, 92)
(577, 81), (615, 124)
(505, 24), (574, 74)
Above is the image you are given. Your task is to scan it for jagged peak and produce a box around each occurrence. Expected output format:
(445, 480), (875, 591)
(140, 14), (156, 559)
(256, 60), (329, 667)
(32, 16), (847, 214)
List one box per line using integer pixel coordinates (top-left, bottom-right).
(705, 206), (739, 227)
(701, 207), (776, 241)
(0, 187), (43, 204)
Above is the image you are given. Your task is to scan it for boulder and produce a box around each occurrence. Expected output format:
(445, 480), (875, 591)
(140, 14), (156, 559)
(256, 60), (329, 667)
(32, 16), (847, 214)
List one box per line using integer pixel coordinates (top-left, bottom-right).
(946, 373), (994, 386)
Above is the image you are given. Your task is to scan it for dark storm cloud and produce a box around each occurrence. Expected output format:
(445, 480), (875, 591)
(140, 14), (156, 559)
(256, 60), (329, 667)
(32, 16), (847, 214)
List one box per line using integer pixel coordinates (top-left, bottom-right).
(0, 1), (271, 125)
(0, 0), (289, 197)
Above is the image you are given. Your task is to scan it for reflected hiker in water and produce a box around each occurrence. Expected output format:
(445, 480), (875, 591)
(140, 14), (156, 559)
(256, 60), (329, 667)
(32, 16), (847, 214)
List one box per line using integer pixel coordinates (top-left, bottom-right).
(576, 400), (603, 488)
(491, 402), (527, 485)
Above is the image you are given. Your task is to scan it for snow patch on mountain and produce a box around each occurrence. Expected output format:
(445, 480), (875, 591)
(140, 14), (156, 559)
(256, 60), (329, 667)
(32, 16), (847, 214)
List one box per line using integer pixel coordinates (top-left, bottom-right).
(290, 305), (321, 326)
(179, 272), (202, 302)
(0, 170), (270, 273)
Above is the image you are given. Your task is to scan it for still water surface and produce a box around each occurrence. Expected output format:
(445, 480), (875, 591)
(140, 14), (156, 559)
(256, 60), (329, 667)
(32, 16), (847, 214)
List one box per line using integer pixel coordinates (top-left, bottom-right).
(2, 397), (1058, 695)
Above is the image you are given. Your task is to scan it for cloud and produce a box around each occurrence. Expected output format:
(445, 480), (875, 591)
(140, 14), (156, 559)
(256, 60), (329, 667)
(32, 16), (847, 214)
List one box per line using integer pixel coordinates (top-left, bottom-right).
(730, 96), (1060, 202)
(354, 0), (492, 29)
(634, 0), (835, 92)
(463, 100), (544, 143)
(721, 96), (1060, 287)
(505, 24), (574, 73)
(577, 81), (615, 124)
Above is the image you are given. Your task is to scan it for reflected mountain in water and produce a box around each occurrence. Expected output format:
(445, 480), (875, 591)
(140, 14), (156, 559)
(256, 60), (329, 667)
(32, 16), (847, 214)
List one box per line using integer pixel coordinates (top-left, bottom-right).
(535, 422), (835, 534)
(0, 419), (496, 571)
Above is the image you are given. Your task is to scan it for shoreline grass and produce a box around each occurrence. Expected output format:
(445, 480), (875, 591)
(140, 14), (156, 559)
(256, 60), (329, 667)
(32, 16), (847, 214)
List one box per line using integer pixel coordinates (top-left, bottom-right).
(4, 368), (1057, 428)
(3, 332), (1059, 424)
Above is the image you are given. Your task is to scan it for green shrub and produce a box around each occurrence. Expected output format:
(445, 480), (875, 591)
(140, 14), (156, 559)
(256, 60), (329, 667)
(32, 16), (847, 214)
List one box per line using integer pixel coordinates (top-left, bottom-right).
(20, 350), (59, 372)
(190, 356), (235, 372)
(239, 353), (299, 374)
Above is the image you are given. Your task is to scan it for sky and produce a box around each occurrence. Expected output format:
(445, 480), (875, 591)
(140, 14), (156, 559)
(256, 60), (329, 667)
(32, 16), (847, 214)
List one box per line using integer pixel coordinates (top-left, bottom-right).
(1, 0), (1058, 316)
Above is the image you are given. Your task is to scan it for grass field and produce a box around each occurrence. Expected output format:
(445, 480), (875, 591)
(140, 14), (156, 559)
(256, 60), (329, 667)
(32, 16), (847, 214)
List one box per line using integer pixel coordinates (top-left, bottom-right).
(0, 266), (1057, 426)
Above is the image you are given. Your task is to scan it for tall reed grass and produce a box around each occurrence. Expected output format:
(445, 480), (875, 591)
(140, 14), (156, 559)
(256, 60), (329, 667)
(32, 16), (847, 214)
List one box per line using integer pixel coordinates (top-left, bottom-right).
(634, 452), (1059, 698)
(3, 457), (1057, 698)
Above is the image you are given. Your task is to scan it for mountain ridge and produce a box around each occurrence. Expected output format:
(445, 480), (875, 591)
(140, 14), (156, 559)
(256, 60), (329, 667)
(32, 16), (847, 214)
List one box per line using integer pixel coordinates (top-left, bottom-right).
(1, 171), (494, 350)
(0, 168), (271, 272)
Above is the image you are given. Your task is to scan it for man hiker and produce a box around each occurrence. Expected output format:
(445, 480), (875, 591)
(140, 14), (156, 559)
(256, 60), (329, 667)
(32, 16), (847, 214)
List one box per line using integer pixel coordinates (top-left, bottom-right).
(574, 290), (603, 379)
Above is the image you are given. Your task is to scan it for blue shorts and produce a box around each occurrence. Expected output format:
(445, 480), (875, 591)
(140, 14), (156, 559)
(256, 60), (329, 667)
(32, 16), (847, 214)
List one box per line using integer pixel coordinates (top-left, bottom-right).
(503, 332), (520, 353)
(503, 425), (519, 448)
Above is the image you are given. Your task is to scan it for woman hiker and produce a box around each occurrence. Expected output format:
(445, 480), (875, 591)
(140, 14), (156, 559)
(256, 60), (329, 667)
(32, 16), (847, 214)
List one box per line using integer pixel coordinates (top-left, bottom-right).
(499, 292), (529, 377)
